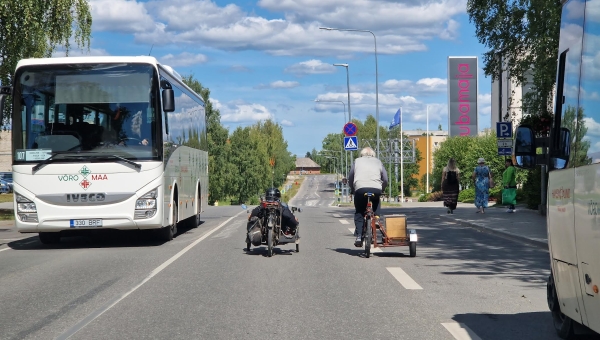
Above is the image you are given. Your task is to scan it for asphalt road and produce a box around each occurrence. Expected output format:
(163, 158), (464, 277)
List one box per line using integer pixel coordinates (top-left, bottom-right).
(0, 174), (576, 339)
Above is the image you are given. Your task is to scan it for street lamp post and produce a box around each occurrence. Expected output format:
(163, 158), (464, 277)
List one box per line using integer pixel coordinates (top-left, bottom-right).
(320, 27), (379, 158)
(314, 99), (348, 192)
(333, 63), (354, 171)
(332, 63), (352, 122)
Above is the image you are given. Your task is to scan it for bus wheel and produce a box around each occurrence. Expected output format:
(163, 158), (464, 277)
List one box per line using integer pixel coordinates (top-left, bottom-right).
(189, 193), (200, 228)
(548, 274), (574, 339)
(39, 232), (60, 244)
(158, 201), (177, 242)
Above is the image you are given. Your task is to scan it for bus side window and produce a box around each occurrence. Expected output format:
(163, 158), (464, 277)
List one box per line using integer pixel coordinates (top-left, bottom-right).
(577, 10), (600, 165)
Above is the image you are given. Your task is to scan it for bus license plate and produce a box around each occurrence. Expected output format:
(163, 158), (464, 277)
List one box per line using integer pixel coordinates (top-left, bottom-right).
(70, 219), (103, 228)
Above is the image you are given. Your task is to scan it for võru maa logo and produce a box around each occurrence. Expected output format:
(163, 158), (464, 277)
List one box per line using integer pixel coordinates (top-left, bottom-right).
(79, 166), (91, 178)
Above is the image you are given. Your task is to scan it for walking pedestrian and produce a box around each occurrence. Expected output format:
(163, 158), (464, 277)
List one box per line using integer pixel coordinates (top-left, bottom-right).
(442, 158), (460, 214)
(502, 158), (517, 213)
(472, 157), (493, 214)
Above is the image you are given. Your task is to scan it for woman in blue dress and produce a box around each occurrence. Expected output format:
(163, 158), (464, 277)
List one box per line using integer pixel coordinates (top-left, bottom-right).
(472, 157), (493, 213)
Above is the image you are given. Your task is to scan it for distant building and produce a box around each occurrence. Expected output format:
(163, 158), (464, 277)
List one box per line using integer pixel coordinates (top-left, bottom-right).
(404, 131), (448, 191)
(291, 157), (321, 175)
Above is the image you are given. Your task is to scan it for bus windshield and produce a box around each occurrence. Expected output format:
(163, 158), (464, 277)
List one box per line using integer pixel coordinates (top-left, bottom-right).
(11, 63), (160, 163)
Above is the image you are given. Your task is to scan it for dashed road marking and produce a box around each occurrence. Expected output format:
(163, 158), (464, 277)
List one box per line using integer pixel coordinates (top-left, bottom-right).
(55, 210), (246, 340)
(386, 267), (423, 289)
(332, 214), (341, 218)
(0, 247), (10, 252)
(339, 219), (349, 224)
(441, 322), (482, 340)
(348, 227), (354, 233)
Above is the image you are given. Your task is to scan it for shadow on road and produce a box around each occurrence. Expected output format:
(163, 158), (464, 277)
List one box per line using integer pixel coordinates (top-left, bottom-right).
(332, 205), (551, 285)
(245, 246), (297, 257)
(452, 311), (600, 340)
(8, 218), (205, 250)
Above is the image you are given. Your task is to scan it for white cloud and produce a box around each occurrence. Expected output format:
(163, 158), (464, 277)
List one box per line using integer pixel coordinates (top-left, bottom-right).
(255, 80), (300, 89)
(382, 77), (447, 95)
(89, 0), (156, 33)
(52, 47), (110, 58)
(159, 52), (208, 67)
(281, 119), (294, 127)
(228, 65), (251, 72)
(212, 99), (274, 123)
(583, 117), (600, 137)
(90, 0), (467, 56)
(439, 19), (460, 40)
(285, 60), (336, 75)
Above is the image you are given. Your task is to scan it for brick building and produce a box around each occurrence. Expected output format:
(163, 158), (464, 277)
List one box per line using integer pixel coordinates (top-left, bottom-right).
(291, 157), (321, 175)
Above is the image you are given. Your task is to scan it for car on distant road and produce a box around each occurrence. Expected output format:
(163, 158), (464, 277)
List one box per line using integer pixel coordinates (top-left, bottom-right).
(0, 180), (10, 194)
(0, 172), (12, 192)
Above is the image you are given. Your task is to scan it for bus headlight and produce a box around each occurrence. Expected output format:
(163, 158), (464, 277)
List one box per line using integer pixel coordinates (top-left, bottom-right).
(16, 192), (38, 222)
(135, 188), (158, 219)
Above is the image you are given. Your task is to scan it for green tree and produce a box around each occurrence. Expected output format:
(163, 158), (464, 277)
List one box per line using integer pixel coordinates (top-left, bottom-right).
(562, 105), (591, 167)
(0, 0), (92, 118)
(467, 0), (561, 118)
(438, 123), (442, 131)
(432, 133), (508, 192)
(181, 74), (230, 204)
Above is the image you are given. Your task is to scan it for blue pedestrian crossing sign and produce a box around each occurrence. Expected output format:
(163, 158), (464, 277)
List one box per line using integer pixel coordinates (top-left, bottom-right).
(344, 136), (358, 150)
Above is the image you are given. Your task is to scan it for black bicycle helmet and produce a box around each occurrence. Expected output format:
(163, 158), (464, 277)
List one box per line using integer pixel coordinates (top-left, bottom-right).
(265, 187), (281, 201)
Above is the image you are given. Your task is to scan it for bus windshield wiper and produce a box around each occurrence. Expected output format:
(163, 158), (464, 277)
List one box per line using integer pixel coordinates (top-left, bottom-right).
(83, 155), (142, 170)
(31, 151), (77, 173)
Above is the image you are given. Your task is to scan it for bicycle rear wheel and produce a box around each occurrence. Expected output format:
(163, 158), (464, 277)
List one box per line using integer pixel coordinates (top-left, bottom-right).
(364, 217), (372, 258)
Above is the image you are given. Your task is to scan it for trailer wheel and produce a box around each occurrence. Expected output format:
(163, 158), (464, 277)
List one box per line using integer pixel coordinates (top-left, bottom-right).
(548, 274), (575, 339)
(409, 242), (416, 257)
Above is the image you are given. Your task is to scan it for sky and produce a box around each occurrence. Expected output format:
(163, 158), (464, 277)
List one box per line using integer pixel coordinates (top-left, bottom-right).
(62, 0), (494, 156)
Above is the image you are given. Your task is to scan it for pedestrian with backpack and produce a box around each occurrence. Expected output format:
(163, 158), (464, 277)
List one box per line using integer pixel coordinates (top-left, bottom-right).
(442, 158), (461, 214)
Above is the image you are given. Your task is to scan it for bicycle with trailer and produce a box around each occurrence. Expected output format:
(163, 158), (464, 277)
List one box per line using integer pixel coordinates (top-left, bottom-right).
(359, 192), (418, 258)
(245, 200), (301, 257)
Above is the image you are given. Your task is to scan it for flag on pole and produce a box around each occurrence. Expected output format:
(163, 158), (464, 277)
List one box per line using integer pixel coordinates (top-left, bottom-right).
(389, 108), (401, 130)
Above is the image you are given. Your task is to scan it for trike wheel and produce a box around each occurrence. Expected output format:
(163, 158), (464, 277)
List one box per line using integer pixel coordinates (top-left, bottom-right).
(364, 217), (372, 258)
(296, 244), (300, 253)
(267, 229), (273, 257)
(409, 242), (416, 257)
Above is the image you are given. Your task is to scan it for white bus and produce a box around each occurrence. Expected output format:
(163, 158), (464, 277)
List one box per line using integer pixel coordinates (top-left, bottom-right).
(514, 0), (600, 337)
(0, 56), (208, 244)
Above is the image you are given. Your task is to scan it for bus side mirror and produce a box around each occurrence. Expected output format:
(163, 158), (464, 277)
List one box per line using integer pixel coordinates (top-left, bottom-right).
(162, 88), (175, 113)
(513, 125), (537, 169)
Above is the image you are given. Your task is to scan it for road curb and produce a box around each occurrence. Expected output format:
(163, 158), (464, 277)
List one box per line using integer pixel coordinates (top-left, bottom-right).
(439, 215), (548, 250)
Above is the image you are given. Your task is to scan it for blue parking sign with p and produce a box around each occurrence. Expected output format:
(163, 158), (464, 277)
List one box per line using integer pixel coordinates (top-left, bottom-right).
(344, 136), (358, 150)
(496, 122), (513, 138)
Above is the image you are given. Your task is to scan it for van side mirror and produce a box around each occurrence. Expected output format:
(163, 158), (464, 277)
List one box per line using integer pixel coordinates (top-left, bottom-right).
(162, 88), (175, 112)
(551, 127), (571, 170)
(513, 125), (537, 169)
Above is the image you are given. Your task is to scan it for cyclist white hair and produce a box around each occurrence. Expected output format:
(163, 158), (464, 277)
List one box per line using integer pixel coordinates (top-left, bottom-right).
(360, 147), (376, 157)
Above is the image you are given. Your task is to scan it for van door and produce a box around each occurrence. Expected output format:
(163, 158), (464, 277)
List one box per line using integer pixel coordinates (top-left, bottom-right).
(573, 165), (600, 333)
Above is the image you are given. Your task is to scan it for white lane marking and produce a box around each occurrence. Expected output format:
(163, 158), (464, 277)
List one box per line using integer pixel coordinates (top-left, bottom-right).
(348, 227), (354, 233)
(55, 210), (246, 340)
(332, 214), (341, 218)
(0, 247), (10, 252)
(442, 322), (482, 340)
(339, 219), (349, 225)
(386, 267), (423, 290)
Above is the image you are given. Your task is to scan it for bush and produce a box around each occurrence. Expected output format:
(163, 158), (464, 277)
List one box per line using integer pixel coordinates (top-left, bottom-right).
(458, 187), (475, 202)
(427, 191), (444, 202)
(418, 193), (430, 202)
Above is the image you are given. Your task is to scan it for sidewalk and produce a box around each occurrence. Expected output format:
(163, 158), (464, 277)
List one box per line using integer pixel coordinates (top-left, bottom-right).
(436, 202), (548, 249)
